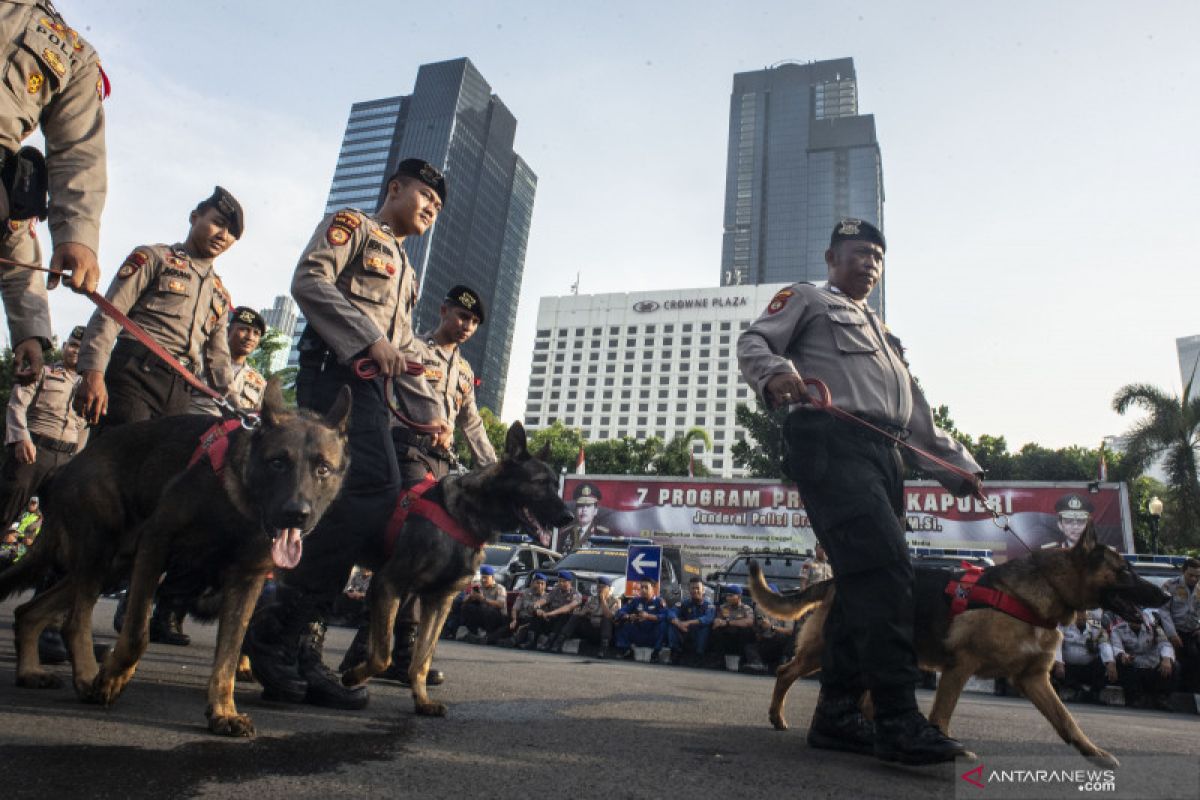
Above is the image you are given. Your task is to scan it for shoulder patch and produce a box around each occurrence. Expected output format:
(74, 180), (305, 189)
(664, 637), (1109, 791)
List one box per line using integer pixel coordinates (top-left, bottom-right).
(246, 370), (266, 387)
(117, 249), (150, 279)
(766, 289), (794, 315)
(333, 211), (363, 230)
(326, 224), (351, 247)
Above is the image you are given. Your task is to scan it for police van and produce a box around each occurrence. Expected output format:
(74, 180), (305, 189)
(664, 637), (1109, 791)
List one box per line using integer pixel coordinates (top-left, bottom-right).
(1121, 553), (1188, 589)
(908, 546), (995, 571)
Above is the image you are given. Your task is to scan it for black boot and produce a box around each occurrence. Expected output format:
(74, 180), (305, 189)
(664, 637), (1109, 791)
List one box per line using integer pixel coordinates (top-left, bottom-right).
(741, 644), (768, 675)
(38, 627), (69, 664)
(112, 592), (127, 634)
(874, 710), (967, 764)
(148, 604), (190, 646)
(383, 624), (445, 686)
(337, 624), (370, 673)
(807, 688), (874, 756)
(299, 621), (368, 710)
(243, 586), (310, 703)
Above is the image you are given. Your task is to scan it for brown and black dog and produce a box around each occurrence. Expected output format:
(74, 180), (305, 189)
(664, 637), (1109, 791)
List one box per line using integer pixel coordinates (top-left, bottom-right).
(0, 380), (350, 736)
(749, 522), (1168, 767)
(337, 421), (573, 716)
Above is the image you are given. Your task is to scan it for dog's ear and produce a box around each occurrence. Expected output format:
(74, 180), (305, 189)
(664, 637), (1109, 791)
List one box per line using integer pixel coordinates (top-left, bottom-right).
(504, 421), (529, 461)
(324, 385), (352, 435)
(1072, 519), (1099, 554)
(261, 377), (287, 427)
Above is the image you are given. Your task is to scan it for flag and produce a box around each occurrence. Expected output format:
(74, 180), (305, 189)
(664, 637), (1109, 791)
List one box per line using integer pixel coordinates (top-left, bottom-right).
(1098, 445), (1108, 482)
(575, 445), (586, 475)
(688, 451), (695, 477)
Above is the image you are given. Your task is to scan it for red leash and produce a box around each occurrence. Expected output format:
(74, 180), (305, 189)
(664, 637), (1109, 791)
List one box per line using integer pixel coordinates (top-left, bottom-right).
(352, 357), (443, 435)
(0, 256), (255, 425)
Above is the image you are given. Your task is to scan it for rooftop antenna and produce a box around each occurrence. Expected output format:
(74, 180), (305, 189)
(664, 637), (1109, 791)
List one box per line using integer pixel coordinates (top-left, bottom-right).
(569, 272), (580, 295)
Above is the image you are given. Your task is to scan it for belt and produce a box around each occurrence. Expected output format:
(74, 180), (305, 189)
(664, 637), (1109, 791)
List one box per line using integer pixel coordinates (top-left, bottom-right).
(114, 338), (198, 373)
(30, 432), (77, 454)
(393, 427), (451, 462)
(831, 413), (910, 447)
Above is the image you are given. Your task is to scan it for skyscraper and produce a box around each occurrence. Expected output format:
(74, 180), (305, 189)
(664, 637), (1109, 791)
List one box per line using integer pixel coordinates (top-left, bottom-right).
(258, 295), (299, 373)
(319, 57), (536, 412)
(719, 58), (885, 314)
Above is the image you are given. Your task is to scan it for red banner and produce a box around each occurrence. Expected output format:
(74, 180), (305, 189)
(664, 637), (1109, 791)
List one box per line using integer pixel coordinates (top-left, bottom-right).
(559, 476), (1132, 569)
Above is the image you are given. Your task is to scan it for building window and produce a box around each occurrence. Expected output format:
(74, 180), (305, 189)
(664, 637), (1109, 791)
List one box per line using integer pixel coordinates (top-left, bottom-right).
(600, 417), (610, 426)
(637, 417), (648, 426)
(676, 403), (687, 411)
(620, 404), (630, 412)
(602, 391), (613, 399)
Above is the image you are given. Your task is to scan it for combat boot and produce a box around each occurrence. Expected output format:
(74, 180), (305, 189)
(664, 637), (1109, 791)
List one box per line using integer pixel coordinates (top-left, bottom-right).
(38, 627), (69, 664)
(807, 688), (874, 756)
(337, 624), (370, 673)
(382, 624), (445, 686)
(873, 710), (967, 765)
(148, 604), (190, 646)
(741, 644), (768, 675)
(299, 620), (368, 710)
(242, 587), (309, 703)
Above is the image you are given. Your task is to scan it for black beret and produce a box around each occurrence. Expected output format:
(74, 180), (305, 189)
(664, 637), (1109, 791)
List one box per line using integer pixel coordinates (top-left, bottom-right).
(392, 158), (447, 203)
(445, 284), (484, 323)
(201, 186), (244, 238)
(573, 482), (601, 505)
(68, 325), (85, 342)
(231, 306), (266, 335)
(829, 217), (885, 253)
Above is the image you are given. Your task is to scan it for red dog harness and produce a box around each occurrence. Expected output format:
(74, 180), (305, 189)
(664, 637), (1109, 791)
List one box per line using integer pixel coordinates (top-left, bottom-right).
(383, 474), (481, 557)
(945, 563), (1056, 629)
(187, 419), (244, 476)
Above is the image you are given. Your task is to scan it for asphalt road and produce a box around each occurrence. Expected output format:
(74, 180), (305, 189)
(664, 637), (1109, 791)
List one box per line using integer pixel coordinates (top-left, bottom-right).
(1, 595), (1196, 800)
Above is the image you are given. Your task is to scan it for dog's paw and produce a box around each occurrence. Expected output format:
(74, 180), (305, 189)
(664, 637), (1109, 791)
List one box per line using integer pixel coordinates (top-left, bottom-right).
(15, 670), (63, 690)
(769, 712), (788, 731)
(1087, 749), (1119, 769)
(208, 713), (256, 737)
(87, 670), (130, 707)
(414, 700), (447, 717)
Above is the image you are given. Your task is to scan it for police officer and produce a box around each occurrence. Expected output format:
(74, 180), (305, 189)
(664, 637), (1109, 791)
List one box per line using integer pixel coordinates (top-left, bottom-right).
(558, 482), (609, 553)
(1, 324), (87, 525)
(553, 575), (621, 656)
(737, 218), (981, 764)
(75, 187), (242, 429)
(245, 159), (452, 709)
(1157, 558), (1200, 693)
(667, 576), (715, 663)
(615, 580), (669, 659)
(1, 1), (107, 384)
(1053, 610), (1116, 703)
(460, 564), (508, 642)
(189, 306), (266, 415)
(1110, 609), (1177, 710)
(1043, 493), (1093, 549)
(709, 584), (761, 671)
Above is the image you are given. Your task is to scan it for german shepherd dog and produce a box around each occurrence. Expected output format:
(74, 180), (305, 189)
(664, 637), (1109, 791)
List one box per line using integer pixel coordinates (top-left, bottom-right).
(337, 421), (573, 716)
(748, 522), (1168, 767)
(0, 380), (350, 736)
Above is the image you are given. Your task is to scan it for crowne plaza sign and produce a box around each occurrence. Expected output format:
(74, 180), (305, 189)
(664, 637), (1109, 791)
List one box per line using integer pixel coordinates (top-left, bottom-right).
(632, 295), (748, 313)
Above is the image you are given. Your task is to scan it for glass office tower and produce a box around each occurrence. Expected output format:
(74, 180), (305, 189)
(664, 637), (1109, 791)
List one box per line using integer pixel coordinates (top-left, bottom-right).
(720, 58), (885, 315)
(320, 58), (536, 413)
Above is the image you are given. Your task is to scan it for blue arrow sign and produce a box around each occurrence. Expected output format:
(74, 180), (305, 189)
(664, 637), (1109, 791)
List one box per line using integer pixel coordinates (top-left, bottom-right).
(625, 544), (662, 585)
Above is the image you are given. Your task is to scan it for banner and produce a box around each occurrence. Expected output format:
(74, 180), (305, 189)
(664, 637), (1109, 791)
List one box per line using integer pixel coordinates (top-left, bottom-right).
(558, 476), (1132, 570)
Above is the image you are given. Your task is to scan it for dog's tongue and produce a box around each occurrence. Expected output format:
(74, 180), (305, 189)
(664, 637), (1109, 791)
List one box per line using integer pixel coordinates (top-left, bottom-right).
(271, 528), (303, 569)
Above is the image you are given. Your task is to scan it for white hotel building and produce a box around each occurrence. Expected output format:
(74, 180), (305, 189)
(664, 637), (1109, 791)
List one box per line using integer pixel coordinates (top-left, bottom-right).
(523, 283), (788, 478)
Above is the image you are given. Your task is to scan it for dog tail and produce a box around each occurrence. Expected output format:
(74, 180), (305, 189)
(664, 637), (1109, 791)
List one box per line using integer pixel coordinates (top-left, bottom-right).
(748, 559), (833, 620)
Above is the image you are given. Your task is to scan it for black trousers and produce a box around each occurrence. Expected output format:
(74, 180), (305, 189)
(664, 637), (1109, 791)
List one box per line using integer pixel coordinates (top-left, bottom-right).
(97, 340), (195, 434)
(0, 442), (73, 527)
(462, 602), (507, 637)
(560, 614), (614, 645)
(787, 412), (920, 710)
(1055, 658), (1108, 696)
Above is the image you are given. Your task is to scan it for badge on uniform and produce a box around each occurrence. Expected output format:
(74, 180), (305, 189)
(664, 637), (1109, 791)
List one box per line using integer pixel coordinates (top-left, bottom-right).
(117, 250), (149, 279)
(424, 366), (443, 382)
(326, 224), (351, 247)
(42, 49), (66, 77)
(166, 278), (188, 294)
(363, 255), (395, 276)
(27, 73), (43, 94)
(767, 289), (793, 315)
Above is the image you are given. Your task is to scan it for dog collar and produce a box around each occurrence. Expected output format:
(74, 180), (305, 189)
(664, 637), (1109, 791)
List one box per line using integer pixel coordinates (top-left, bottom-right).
(383, 474), (483, 557)
(945, 563), (1057, 630)
(188, 419), (243, 476)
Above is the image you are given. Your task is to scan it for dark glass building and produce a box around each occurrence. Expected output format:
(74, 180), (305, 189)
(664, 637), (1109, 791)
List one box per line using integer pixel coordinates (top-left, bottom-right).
(720, 58), (885, 315)
(321, 58), (536, 412)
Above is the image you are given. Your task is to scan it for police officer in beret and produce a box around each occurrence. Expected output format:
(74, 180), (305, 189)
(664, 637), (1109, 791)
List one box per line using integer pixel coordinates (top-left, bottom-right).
(737, 217), (982, 764)
(1043, 493), (1094, 549)
(75, 187), (243, 430)
(246, 158), (452, 710)
(1, 2), (108, 386)
(1, 324), (87, 526)
(189, 306), (267, 414)
(557, 482), (609, 553)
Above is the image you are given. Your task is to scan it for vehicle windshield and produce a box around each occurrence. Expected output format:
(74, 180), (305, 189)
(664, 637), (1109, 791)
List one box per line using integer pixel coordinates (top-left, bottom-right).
(482, 545), (515, 566)
(553, 549), (628, 574)
(722, 555), (807, 580)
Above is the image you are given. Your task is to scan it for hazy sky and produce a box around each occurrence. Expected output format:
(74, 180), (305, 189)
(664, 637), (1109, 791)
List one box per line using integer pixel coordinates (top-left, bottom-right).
(36, 1), (1199, 449)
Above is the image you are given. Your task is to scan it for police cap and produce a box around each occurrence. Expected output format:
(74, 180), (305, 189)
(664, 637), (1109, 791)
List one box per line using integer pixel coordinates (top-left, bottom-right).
(445, 284), (484, 323)
(68, 325), (85, 343)
(1054, 493), (1093, 520)
(479, 565), (496, 576)
(199, 186), (244, 238)
(829, 217), (885, 253)
(391, 158), (447, 204)
(231, 306), (266, 335)
(573, 482), (601, 505)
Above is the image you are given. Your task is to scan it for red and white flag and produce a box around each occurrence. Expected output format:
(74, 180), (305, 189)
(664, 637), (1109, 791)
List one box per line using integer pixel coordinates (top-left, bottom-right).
(575, 445), (586, 475)
(688, 451), (695, 477)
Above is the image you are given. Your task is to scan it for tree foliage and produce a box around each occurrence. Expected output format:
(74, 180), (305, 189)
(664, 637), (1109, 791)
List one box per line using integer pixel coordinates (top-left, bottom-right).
(248, 327), (297, 403)
(730, 399), (788, 478)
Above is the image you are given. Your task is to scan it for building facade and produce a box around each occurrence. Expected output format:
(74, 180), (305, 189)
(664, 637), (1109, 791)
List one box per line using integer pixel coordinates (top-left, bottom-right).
(720, 58), (885, 315)
(258, 295), (300, 373)
(313, 57), (536, 413)
(523, 284), (789, 478)
(1177, 334), (1200, 401)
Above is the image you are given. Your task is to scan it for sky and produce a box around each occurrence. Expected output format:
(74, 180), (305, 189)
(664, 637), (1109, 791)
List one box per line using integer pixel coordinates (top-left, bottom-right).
(33, 0), (1200, 450)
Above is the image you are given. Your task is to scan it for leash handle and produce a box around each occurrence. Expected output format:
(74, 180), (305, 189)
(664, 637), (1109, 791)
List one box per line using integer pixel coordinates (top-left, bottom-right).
(351, 357), (443, 435)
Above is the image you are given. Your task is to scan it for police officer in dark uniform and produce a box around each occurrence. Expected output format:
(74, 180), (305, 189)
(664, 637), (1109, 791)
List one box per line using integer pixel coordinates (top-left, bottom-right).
(557, 482), (609, 553)
(737, 218), (982, 764)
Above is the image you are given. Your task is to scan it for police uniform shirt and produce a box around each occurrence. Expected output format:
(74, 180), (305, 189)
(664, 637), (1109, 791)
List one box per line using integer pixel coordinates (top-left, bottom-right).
(619, 595), (667, 620)
(559, 520), (609, 553)
(544, 583), (582, 613)
(1, 2), (106, 347)
(1055, 619), (1114, 666)
(737, 282), (980, 490)
(805, 559), (834, 584)
(513, 589), (548, 619)
(477, 582), (506, 608)
(188, 361), (266, 416)
(77, 244), (232, 390)
(671, 597), (715, 625)
(5, 362), (86, 446)
(414, 332), (496, 464)
(1109, 611), (1175, 669)
(718, 601), (754, 623)
(290, 208), (439, 421)
(1157, 576), (1200, 638)
(578, 592), (620, 625)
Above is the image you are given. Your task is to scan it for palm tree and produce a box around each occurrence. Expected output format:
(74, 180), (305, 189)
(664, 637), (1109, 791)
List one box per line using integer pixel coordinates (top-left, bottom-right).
(1112, 374), (1200, 549)
(654, 427), (713, 477)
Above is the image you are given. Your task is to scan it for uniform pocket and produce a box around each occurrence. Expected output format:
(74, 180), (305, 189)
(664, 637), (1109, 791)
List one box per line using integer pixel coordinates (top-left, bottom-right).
(348, 273), (392, 305)
(140, 278), (189, 318)
(827, 308), (878, 354)
(2, 22), (71, 119)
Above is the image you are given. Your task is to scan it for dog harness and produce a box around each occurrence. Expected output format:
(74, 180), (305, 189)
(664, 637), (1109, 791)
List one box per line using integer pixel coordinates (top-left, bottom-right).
(187, 419), (244, 476)
(945, 563), (1056, 629)
(383, 474), (482, 557)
